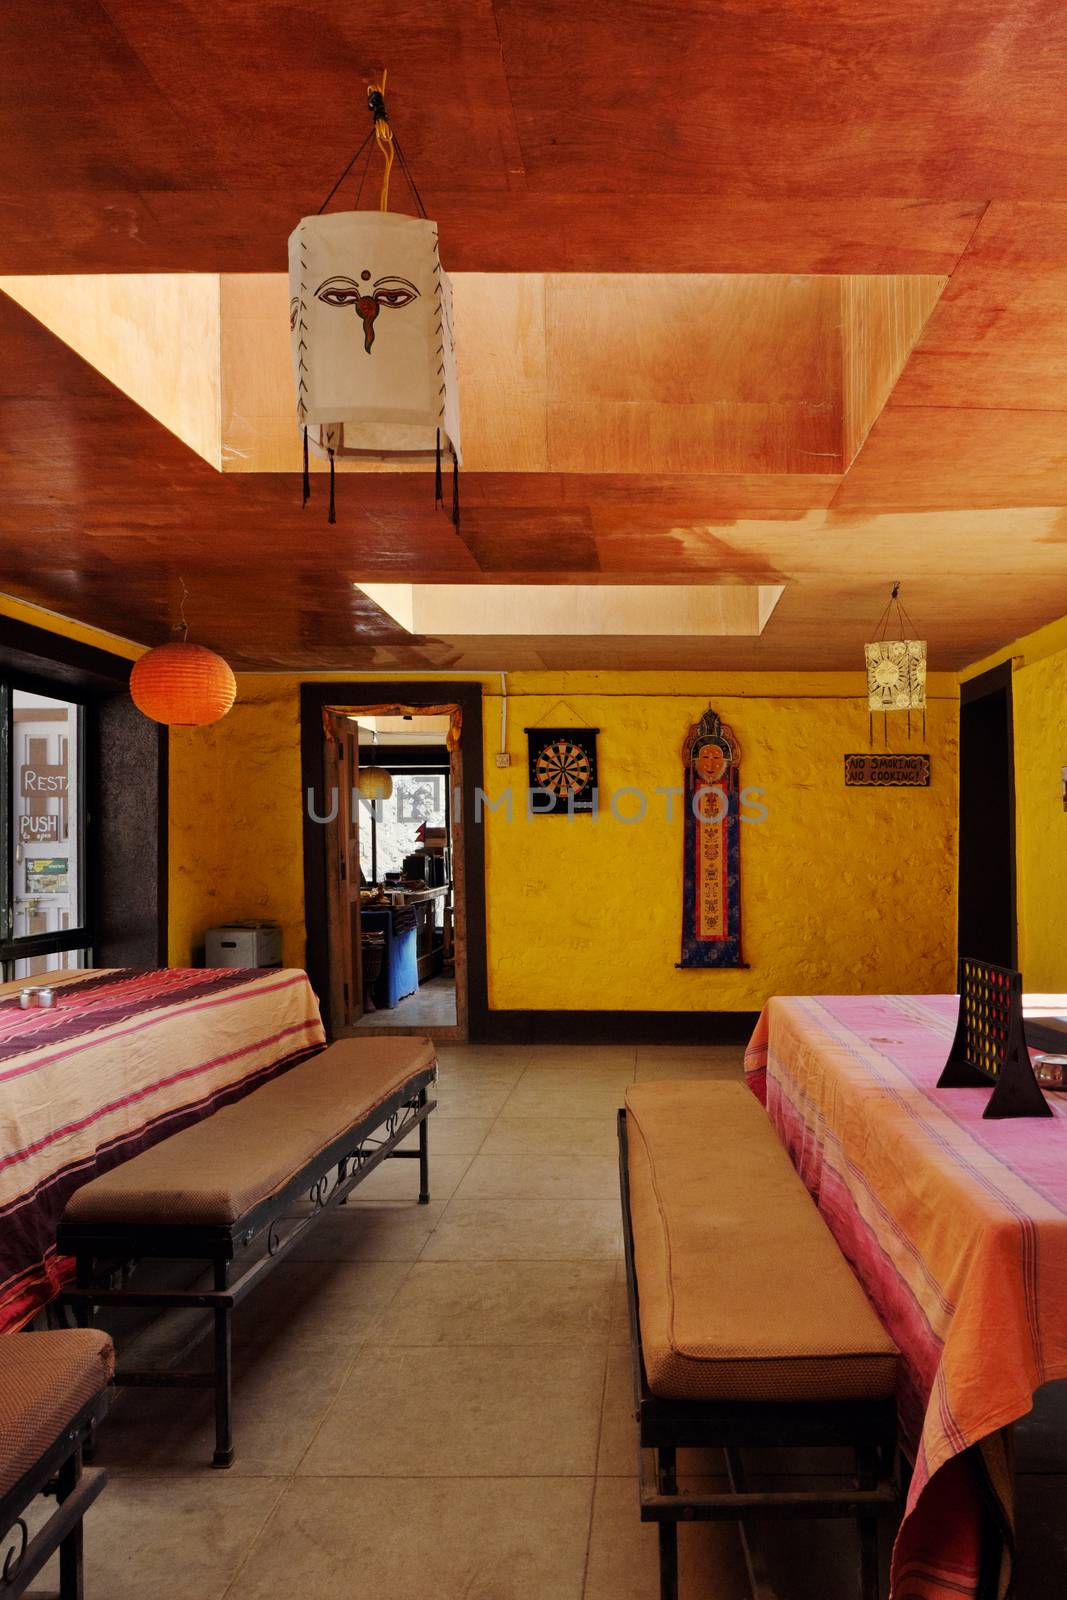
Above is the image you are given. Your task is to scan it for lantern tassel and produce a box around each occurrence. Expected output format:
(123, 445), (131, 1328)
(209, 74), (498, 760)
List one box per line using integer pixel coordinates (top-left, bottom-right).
(328, 447), (336, 525)
(451, 446), (460, 529)
(435, 429), (443, 509)
(302, 427), (310, 507)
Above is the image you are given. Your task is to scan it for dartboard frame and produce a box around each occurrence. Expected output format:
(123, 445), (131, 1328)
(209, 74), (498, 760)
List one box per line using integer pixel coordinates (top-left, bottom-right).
(525, 726), (600, 816)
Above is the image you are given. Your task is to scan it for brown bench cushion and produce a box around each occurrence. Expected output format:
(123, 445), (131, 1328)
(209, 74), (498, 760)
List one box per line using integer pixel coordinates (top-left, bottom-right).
(0, 1329), (114, 1498)
(625, 1081), (898, 1404)
(62, 1036), (436, 1230)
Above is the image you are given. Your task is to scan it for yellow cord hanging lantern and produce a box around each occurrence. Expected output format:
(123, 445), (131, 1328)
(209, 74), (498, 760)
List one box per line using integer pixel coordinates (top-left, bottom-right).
(289, 70), (461, 526)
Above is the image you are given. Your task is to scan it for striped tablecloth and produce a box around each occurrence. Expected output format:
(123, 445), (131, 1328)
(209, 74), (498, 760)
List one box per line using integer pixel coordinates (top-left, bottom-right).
(745, 994), (1067, 1600)
(0, 967), (325, 1331)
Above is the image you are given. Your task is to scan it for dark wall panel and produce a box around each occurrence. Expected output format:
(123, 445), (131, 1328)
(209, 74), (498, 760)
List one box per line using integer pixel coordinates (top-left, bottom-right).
(95, 694), (168, 967)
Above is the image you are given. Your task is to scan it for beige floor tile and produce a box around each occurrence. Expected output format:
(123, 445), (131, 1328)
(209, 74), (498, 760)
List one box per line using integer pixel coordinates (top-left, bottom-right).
(598, 1342), (640, 1476)
(635, 1044), (746, 1064)
(99, 1339), (354, 1476)
(300, 1345), (607, 1477)
(633, 1049), (746, 1082)
(435, 1046), (528, 1078)
(422, 1196), (623, 1261)
(351, 1149), (473, 1201)
(232, 1259), (410, 1351)
(454, 1151), (619, 1200)
(483, 1115), (620, 1157)
(609, 1264), (632, 1346)
(368, 1260), (614, 1347)
(398, 1114), (494, 1153)
(227, 1476), (593, 1600)
(434, 1071), (522, 1118)
(501, 1077), (631, 1119)
(518, 1045), (637, 1071)
(33, 1475), (284, 1600)
(584, 1477), (749, 1600)
(287, 1199), (445, 1262)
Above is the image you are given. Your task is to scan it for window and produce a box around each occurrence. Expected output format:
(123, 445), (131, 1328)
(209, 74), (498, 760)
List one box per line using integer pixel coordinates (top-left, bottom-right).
(358, 771), (449, 890)
(1, 684), (92, 981)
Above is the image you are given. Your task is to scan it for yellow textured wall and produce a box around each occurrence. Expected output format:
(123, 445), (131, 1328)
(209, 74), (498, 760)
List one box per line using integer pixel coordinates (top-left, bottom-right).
(167, 670), (959, 1009)
(168, 676), (306, 966)
(1012, 653), (1067, 991)
(484, 674), (958, 1009)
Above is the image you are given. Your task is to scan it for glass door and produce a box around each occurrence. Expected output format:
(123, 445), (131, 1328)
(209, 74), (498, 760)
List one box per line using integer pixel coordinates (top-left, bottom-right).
(1, 682), (92, 981)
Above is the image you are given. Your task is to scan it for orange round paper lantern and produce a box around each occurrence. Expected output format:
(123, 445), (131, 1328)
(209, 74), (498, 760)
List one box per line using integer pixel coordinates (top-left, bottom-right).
(130, 642), (237, 727)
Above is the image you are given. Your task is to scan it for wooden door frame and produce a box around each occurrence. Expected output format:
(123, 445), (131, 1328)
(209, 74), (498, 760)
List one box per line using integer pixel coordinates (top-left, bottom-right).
(300, 680), (487, 1040)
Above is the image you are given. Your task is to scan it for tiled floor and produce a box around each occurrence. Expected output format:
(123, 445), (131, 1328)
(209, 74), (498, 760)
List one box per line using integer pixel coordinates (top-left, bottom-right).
(353, 975), (457, 1029)
(29, 1043), (1067, 1598)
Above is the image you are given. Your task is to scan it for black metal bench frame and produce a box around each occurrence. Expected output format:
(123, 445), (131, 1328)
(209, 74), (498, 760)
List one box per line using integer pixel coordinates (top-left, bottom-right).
(617, 1109), (899, 1600)
(0, 1381), (109, 1600)
(57, 1068), (435, 1468)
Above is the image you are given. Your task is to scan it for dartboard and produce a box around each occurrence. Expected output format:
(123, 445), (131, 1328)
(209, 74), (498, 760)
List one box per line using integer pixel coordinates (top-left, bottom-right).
(535, 739), (591, 797)
(525, 726), (600, 816)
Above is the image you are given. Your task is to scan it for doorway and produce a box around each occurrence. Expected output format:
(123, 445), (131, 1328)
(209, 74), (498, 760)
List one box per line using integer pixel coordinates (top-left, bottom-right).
(958, 663), (1017, 971)
(301, 681), (488, 1043)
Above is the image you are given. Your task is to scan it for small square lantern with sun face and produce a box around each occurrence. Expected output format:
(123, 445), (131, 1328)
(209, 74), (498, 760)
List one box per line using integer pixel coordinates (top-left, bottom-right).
(865, 638), (927, 712)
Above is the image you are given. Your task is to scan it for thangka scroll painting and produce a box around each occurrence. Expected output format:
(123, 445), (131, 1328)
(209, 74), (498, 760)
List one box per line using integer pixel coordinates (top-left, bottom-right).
(680, 707), (744, 969)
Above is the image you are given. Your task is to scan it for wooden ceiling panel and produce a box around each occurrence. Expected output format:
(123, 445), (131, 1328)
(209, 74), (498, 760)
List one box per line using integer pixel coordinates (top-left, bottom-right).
(0, 192), (986, 277)
(103, 0), (524, 195)
(0, 2), (216, 193)
(890, 203), (1067, 411)
(831, 406), (1067, 512)
(497, 0), (1065, 197)
(3, 5), (1067, 672)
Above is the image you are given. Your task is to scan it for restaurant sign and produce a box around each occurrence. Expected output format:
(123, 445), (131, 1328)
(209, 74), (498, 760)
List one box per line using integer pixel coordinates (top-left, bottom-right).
(845, 753), (931, 787)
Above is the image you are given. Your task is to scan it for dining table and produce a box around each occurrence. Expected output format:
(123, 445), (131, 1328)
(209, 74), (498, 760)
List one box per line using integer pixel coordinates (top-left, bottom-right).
(744, 992), (1067, 1600)
(0, 966), (325, 1332)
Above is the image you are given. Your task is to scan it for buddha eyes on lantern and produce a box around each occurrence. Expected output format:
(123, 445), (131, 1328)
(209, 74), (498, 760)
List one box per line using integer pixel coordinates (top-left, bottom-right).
(372, 277), (419, 308)
(313, 274), (421, 352)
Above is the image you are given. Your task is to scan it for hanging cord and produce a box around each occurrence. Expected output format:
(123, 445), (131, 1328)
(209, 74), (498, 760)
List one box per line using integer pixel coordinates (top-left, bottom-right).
(315, 71), (426, 219)
(302, 427), (310, 507)
(391, 127), (429, 218)
(451, 445), (460, 528)
(366, 72), (395, 211)
(316, 127), (375, 215)
(435, 429), (443, 508)
(328, 448), (336, 525)
(176, 576), (191, 642)
(873, 580), (921, 643)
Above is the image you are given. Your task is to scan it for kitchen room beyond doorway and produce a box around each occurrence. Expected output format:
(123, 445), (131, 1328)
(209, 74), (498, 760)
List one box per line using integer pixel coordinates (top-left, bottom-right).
(302, 682), (489, 1044)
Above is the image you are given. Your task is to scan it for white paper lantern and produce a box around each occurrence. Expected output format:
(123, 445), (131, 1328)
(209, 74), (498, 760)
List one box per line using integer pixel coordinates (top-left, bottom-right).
(289, 208), (461, 521)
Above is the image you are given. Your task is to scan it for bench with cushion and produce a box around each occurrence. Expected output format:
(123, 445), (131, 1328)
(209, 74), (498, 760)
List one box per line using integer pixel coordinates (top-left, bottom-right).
(620, 1080), (900, 1600)
(0, 1329), (113, 1599)
(57, 1036), (436, 1467)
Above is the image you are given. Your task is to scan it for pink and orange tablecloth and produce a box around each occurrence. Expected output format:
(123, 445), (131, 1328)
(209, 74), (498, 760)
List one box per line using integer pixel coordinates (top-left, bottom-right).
(745, 993), (1067, 1600)
(0, 967), (325, 1332)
